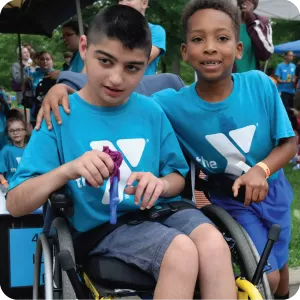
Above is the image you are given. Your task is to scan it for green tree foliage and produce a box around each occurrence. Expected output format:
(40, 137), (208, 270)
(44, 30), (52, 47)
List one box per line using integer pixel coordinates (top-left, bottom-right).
(1, 1), (300, 89)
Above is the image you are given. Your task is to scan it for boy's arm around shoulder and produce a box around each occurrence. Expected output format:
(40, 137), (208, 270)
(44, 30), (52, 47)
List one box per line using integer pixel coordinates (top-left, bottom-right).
(6, 119), (69, 217)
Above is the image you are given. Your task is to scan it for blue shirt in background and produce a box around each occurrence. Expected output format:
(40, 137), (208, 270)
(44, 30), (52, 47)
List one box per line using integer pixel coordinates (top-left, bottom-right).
(275, 62), (296, 94)
(9, 92), (188, 232)
(152, 71), (295, 181)
(69, 51), (84, 73)
(0, 144), (25, 183)
(145, 23), (166, 76)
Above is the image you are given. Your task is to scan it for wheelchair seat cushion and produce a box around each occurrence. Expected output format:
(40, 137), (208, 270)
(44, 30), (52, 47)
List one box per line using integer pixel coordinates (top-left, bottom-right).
(84, 255), (156, 290)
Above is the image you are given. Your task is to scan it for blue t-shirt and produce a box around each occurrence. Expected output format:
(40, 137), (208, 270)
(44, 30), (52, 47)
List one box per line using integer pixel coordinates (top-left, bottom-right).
(0, 144), (24, 183)
(69, 51), (84, 73)
(9, 93), (188, 232)
(152, 71), (295, 181)
(275, 62), (296, 94)
(145, 23), (166, 76)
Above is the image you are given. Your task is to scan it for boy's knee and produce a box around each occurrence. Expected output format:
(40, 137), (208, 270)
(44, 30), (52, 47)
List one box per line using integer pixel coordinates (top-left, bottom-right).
(162, 234), (198, 275)
(267, 270), (280, 294)
(190, 223), (230, 257)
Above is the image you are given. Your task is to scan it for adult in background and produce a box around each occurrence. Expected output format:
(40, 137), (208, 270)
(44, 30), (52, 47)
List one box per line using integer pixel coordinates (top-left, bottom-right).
(11, 46), (31, 106)
(46, 21), (87, 80)
(119, 0), (166, 75)
(62, 52), (73, 71)
(276, 51), (296, 109)
(235, 0), (273, 72)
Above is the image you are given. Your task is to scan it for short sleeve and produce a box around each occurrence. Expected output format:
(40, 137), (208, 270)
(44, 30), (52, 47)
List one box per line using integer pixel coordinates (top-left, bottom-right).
(0, 149), (7, 175)
(262, 73), (295, 145)
(159, 112), (189, 178)
(9, 120), (61, 191)
(151, 25), (166, 55)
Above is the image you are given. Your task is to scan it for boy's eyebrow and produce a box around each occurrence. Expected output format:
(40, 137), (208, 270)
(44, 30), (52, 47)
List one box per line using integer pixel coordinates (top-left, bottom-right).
(95, 49), (146, 65)
(95, 50), (116, 60)
(190, 28), (231, 33)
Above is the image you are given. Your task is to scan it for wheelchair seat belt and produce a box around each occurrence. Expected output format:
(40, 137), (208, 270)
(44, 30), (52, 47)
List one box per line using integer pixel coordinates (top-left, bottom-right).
(74, 200), (197, 262)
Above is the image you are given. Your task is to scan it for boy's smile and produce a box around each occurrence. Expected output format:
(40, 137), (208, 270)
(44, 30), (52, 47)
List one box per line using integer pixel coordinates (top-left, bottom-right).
(181, 9), (243, 83)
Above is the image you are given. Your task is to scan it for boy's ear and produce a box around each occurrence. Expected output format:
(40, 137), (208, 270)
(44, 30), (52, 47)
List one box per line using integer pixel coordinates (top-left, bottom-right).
(235, 41), (243, 61)
(181, 43), (189, 63)
(79, 35), (88, 61)
(143, 0), (149, 8)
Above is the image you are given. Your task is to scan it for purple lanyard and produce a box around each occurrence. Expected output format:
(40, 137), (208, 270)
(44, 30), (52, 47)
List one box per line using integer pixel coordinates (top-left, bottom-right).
(103, 146), (123, 224)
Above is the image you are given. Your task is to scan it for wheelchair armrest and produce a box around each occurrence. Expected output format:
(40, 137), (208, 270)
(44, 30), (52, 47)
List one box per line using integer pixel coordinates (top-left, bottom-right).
(50, 188), (74, 216)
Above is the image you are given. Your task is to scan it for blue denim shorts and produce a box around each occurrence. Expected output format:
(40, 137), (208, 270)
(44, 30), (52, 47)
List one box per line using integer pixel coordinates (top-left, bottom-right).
(89, 207), (213, 280)
(210, 169), (293, 273)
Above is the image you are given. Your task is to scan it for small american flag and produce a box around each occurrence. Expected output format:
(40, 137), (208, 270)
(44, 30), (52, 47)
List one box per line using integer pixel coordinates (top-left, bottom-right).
(195, 171), (210, 208)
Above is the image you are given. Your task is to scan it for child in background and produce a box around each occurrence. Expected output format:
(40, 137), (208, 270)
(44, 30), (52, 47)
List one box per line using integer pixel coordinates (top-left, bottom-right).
(267, 67), (278, 86)
(0, 118), (28, 191)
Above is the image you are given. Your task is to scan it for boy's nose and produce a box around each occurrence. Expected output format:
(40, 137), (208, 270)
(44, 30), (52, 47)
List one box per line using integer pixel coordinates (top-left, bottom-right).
(204, 47), (217, 55)
(108, 71), (123, 87)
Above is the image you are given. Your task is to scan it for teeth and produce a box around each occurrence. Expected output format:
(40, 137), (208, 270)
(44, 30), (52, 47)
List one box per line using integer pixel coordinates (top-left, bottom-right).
(204, 62), (219, 65)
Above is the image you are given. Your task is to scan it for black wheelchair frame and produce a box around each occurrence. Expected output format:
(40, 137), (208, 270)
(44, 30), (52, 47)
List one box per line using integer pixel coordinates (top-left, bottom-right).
(32, 182), (278, 300)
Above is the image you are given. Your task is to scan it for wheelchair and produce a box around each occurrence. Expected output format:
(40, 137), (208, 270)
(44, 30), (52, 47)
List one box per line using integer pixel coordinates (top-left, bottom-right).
(33, 174), (278, 300)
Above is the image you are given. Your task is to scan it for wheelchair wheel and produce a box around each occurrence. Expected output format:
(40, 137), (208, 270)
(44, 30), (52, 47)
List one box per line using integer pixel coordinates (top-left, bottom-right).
(238, 224), (273, 300)
(50, 217), (76, 300)
(201, 205), (272, 299)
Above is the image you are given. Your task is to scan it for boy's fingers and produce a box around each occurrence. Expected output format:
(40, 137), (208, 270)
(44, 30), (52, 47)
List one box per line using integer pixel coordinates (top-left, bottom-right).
(140, 182), (156, 209)
(232, 178), (242, 197)
(92, 157), (110, 179)
(124, 186), (136, 196)
(251, 188), (260, 202)
(35, 107), (44, 130)
(146, 184), (164, 209)
(52, 104), (62, 125)
(85, 161), (104, 186)
(127, 172), (138, 186)
(81, 167), (98, 188)
(244, 186), (253, 207)
(135, 177), (148, 207)
(43, 103), (53, 130)
(62, 95), (71, 114)
(97, 152), (114, 174)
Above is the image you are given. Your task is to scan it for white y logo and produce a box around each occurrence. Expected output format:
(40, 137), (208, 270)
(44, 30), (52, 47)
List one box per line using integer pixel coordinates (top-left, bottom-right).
(16, 157), (21, 164)
(90, 139), (146, 204)
(205, 125), (256, 176)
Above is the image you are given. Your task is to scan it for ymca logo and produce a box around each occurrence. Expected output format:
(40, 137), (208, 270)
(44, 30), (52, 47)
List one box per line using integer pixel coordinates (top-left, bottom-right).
(89, 139), (146, 204)
(16, 157), (21, 164)
(203, 125), (256, 176)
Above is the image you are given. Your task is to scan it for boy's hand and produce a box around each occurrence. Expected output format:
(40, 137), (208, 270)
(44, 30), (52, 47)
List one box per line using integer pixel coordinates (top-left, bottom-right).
(240, 0), (255, 22)
(232, 165), (269, 207)
(125, 172), (168, 210)
(45, 70), (60, 81)
(64, 150), (114, 188)
(35, 84), (72, 131)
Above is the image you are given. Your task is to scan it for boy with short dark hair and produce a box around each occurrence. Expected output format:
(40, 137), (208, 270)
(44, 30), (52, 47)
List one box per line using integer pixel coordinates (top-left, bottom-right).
(154, 0), (296, 298)
(6, 5), (237, 299)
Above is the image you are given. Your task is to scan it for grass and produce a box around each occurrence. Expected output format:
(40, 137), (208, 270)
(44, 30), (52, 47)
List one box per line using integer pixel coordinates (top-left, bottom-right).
(284, 165), (300, 267)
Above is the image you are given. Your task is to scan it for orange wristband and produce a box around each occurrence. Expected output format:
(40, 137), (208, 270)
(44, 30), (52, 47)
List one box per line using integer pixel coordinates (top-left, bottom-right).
(1, 180), (8, 185)
(256, 162), (270, 179)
